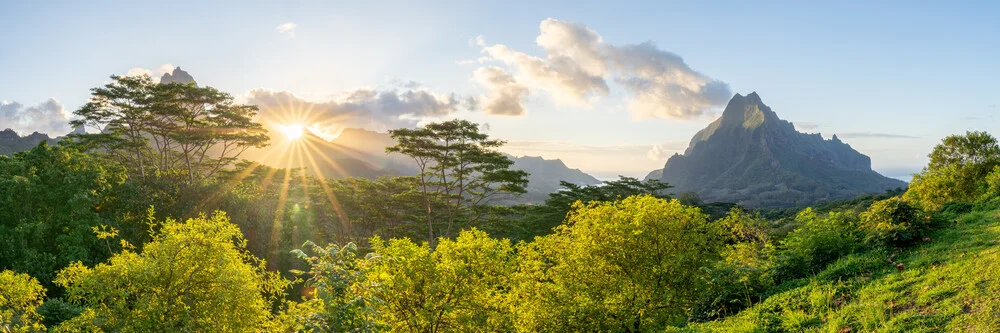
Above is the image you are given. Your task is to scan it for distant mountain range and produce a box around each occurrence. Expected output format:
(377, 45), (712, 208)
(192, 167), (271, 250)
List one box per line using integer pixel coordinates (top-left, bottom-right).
(0, 126), (84, 155)
(242, 128), (602, 203)
(647, 92), (906, 208)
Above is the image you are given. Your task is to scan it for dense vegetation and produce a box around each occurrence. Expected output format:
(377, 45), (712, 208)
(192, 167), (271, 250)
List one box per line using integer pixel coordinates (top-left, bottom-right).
(3, 74), (1000, 332)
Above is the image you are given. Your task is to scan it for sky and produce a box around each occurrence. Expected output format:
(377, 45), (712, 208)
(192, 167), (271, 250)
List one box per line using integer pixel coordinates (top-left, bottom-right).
(2, 1), (999, 180)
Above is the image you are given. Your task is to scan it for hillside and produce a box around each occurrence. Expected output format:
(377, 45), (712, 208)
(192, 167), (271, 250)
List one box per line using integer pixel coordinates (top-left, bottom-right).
(679, 206), (1000, 332)
(649, 92), (906, 208)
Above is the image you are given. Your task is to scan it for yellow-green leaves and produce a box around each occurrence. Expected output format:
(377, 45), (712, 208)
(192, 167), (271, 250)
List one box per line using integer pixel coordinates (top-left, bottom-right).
(0, 270), (46, 333)
(54, 212), (290, 332)
(364, 229), (517, 332)
(512, 196), (719, 332)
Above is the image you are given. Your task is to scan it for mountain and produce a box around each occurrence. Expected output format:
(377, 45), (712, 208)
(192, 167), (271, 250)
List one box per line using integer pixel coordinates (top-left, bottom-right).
(243, 128), (602, 202)
(647, 92), (906, 208)
(509, 155), (602, 202)
(160, 67), (196, 84)
(0, 129), (58, 155)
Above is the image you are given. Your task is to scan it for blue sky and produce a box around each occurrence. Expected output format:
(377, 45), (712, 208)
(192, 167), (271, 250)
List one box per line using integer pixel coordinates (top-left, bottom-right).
(2, 1), (998, 179)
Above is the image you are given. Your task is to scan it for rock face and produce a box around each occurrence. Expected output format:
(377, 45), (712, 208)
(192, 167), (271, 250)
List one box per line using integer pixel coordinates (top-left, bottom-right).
(160, 67), (196, 85)
(648, 92), (906, 208)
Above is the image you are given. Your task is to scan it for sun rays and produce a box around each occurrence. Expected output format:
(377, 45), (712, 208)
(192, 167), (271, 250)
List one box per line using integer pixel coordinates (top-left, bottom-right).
(191, 95), (363, 268)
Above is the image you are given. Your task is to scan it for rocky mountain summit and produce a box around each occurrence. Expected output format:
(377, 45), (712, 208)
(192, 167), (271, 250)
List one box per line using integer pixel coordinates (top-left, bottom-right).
(648, 92), (906, 208)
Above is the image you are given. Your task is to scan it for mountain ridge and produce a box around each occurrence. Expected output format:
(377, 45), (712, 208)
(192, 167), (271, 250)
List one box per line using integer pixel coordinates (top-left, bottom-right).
(650, 93), (906, 208)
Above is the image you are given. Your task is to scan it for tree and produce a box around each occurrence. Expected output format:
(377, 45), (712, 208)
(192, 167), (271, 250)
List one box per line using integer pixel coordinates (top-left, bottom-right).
(0, 270), (46, 332)
(289, 241), (383, 332)
(387, 119), (528, 244)
(905, 131), (1000, 210)
(0, 143), (127, 292)
(54, 211), (290, 332)
(511, 196), (719, 331)
(71, 75), (268, 183)
(363, 229), (516, 332)
(695, 209), (776, 320)
(521, 176), (672, 238)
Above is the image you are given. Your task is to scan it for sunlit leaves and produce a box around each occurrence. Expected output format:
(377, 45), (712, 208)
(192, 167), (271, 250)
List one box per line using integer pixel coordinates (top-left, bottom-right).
(54, 212), (290, 332)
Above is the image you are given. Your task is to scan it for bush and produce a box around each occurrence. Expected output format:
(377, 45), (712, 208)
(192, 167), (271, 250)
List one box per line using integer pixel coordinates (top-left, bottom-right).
(693, 209), (776, 320)
(36, 298), (81, 328)
(0, 270), (47, 332)
(776, 208), (862, 281)
(858, 197), (932, 247)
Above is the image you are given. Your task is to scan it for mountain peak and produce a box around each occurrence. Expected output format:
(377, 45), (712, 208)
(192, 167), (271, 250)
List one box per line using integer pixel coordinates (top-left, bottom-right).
(160, 67), (196, 85)
(656, 92), (906, 208)
(719, 92), (776, 129)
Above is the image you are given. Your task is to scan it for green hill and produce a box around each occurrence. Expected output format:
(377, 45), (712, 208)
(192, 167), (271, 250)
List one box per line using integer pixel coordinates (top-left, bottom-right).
(676, 206), (1000, 332)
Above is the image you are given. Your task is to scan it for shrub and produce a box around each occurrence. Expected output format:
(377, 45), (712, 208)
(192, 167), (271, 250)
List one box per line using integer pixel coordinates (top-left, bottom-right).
(858, 197), (932, 247)
(776, 208), (862, 281)
(693, 209), (776, 320)
(0, 270), (47, 332)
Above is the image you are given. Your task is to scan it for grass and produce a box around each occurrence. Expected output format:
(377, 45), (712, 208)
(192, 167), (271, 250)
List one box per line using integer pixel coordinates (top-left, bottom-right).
(674, 209), (1000, 332)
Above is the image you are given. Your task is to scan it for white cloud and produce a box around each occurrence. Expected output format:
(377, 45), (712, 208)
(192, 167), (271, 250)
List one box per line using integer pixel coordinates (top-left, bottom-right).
(646, 141), (688, 161)
(794, 121), (820, 131)
(276, 22), (297, 38)
(125, 64), (176, 82)
(474, 18), (731, 119)
(0, 99), (74, 136)
(246, 86), (461, 139)
(473, 66), (528, 116)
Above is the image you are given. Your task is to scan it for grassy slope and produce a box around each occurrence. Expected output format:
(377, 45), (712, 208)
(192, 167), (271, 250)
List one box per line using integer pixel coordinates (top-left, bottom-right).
(677, 209), (1000, 332)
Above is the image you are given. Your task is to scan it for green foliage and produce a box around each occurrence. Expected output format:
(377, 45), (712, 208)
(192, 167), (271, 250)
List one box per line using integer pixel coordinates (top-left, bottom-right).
(679, 206), (1000, 332)
(0, 143), (128, 293)
(859, 197), (934, 247)
(905, 131), (1000, 210)
(387, 119), (529, 243)
(289, 241), (383, 332)
(511, 196), (719, 331)
(776, 208), (862, 281)
(54, 211), (290, 332)
(35, 299), (81, 329)
(364, 229), (516, 332)
(70, 75), (268, 182)
(694, 209), (777, 320)
(519, 176), (672, 239)
(0, 270), (46, 332)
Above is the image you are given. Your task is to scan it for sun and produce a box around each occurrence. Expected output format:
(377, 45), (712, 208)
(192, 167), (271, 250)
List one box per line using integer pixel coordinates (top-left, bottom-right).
(276, 123), (305, 141)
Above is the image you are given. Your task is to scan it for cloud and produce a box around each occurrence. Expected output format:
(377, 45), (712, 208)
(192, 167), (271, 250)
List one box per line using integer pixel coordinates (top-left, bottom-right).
(647, 141), (689, 161)
(276, 22), (297, 38)
(481, 41), (608, 107)
(794, 121), (820, 131)
(473, 66), (528, 116)
(125, 64), (176, 82)
(246, 87), (461, 139)
(502, 140), (686, 178)
(836, 132), (920, 139)
(473, 18), (731, 119)
(0, 99), (74, 136)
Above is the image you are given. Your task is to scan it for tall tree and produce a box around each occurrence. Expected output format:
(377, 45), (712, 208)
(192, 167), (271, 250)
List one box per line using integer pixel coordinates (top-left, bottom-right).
(387, 119), (528, 244)
(71, 75), (269, 183)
